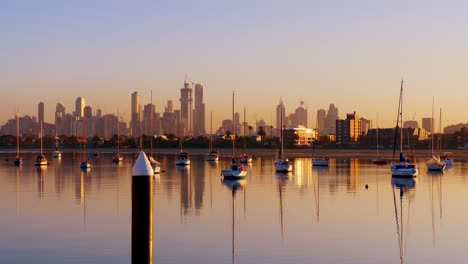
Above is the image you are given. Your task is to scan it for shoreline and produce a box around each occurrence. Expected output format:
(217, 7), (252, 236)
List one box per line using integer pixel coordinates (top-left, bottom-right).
(2, 148), (467, 159)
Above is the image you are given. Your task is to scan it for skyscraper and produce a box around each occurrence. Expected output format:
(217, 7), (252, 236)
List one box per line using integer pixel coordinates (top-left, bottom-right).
(336, 111), (362, 145)
(276, 99), (286, 129)
(325, 104), (339, 135)
(316, 109), (326, 134)
(38, 102), (44, 123)
(75, 97), (85, 118)
(180, 82), (192, 136)
(143, 103), (155, 136)
(55, 103), (65, 135)
(131, 92), (140, 137)
(193, 83), (205, 136)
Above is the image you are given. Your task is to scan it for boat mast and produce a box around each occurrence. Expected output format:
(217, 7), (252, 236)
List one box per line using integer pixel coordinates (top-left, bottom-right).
(16, 113), (20, 157)
(399, 80), (404, 156)
(280, 104), (283, 155)
(150, 89), (153, 157)
(243, 107), (246, 152)
(431, 97), (434, 157)
(209, 111), (213, 152)
(40, 121), (43, 155)
(232, 91), (235, 158)
(392, 80), (404, 161)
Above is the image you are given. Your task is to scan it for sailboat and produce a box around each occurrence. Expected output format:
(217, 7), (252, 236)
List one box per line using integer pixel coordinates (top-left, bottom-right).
(426, 104), (446, 171)
(13, 113), (23, 166)
(312, 112), (329, 167)
(390, 80), (418, 177)
(112, 113), (124, 163)
(239, 107), (252, 164)
(206, 111), (219, 161)
(221, 92), (247, 179)
(372, 114), (387, 165)
(439, 109), (453, 166)
(148, 91), (161, 173)
(34, 121), (48, 166)
(79, 119), (92, 169)
(175, 135), (190, 165)
(274, 105), (292, 172)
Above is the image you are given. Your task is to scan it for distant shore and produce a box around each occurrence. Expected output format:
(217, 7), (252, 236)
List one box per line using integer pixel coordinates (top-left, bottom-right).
(2, 148), (467, 160)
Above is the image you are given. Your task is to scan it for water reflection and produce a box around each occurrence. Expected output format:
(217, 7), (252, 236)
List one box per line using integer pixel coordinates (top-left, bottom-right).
(391, 177), (416, 264)
(222, 179), (245, 264)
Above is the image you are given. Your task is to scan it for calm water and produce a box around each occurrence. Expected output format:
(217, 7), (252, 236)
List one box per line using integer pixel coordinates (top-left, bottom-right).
(1, 151), (468, 263)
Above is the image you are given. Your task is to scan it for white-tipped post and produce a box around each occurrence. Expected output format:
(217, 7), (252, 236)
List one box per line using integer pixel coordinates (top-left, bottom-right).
(132, 150), (154, 263)
(132, 151), (153, 176)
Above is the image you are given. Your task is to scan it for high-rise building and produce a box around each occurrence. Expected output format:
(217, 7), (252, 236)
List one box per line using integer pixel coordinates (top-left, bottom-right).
(317, 109), (326, 135)
(166, 100), (174, 113)
(180, 82), (193, 136)
(193, 83), (205, 136)
(75, 97), (85, 118)
(55, 103), (65, 135)
(131, 92), (140, 137)
(289, 101), (307, 127)
(336, 111), (362, 145)
(325, 104), (339, 135)
(276, 99), (286, 129)
(422, 117), (433, 133)
(38, 102), (44, 123)
(143, 103), (155, 136)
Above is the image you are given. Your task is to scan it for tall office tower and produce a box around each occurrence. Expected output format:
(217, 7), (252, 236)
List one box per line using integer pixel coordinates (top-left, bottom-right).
(193, 83), (205, 136)
(55, 103), (65, 135)
(422, 117), (433, 133)
(180, 82), (193, 136)
(83, 106), (94, 137)
(317, 109), (326, 135)
(276, 99), (286, 129)
(325, 104), (339, 134)
(75, 97), (85, 118)
(166, 100), (174, 113)
(38, 102), (45, 123)
(131, 92), (140, 137)
(234, 112), (240, 135)
(293, 101), (307, 127)
(143, 103), (155, 136)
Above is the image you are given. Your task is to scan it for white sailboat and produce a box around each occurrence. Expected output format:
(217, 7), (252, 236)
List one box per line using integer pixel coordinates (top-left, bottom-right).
(312, 111), (329, 167)
(112, 113), (124, 163)
(34, 121), (48, 166)
(239, 107), (252, 164)
(79, 119), (92, 169)
(51, 134), (61, 158)
(426, 104), (446, 171)
(391, 80), (418, 177)
(148, 91), (161, 173)
(275, 104), (292, 172)
(206, 111), (219, 161)
(221, 92), (247, 179)
(14, 113), (23, 166)
(175, 137), (191, 166)
(439, 109), (453, 166)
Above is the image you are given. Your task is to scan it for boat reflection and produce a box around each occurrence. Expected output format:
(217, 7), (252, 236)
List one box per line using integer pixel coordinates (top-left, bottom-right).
(222, 179), (245, 264)
(391, 176), (416, 264)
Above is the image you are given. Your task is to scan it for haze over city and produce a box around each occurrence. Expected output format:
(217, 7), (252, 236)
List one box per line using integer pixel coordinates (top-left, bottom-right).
(2, 1), (468, 129)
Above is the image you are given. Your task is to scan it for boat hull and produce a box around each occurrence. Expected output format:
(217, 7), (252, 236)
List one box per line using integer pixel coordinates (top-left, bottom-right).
(391, 163), (418, 177)
(275, 164), (292, 172)
(312, 157), (329, 166)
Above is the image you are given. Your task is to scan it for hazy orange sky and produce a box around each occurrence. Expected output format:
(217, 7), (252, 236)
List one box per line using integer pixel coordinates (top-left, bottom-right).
(2, 1), (468, 130)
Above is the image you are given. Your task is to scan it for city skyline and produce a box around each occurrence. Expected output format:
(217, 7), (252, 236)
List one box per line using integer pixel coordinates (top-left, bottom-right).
(2, 1), (468, 129)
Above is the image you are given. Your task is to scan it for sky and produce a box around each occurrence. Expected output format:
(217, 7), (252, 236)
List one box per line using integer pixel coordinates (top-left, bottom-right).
(2, 0), (468, 130)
